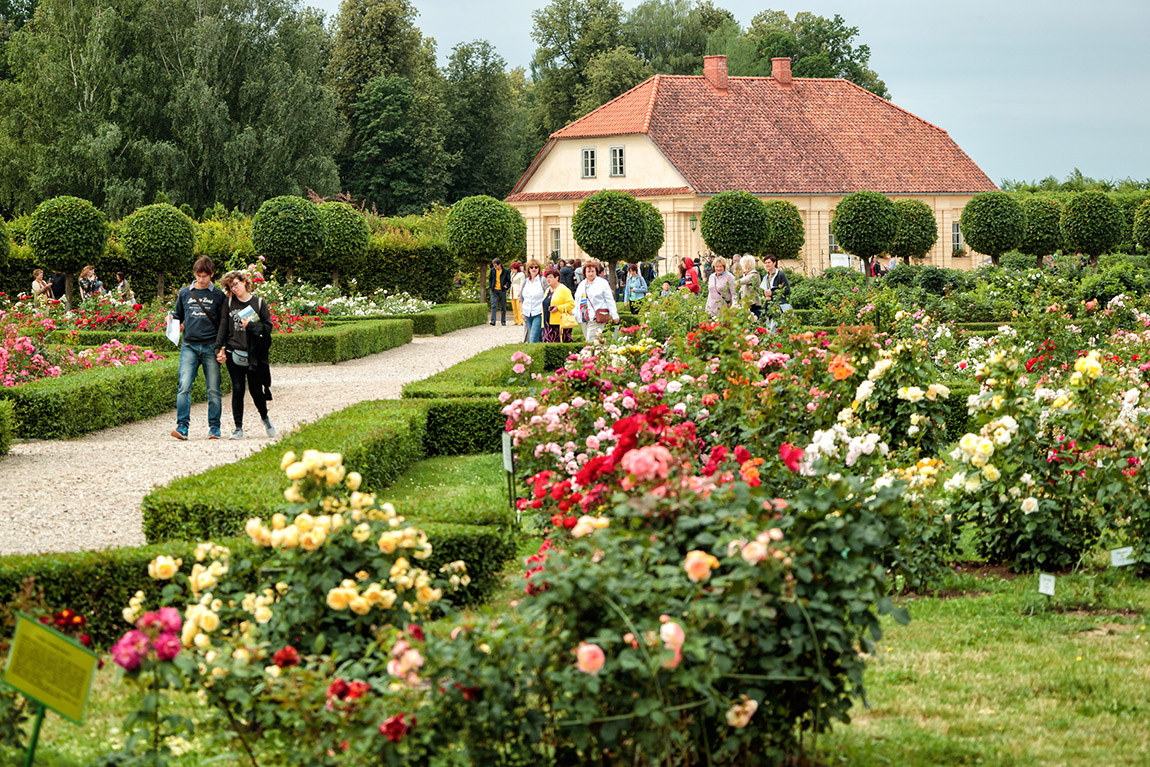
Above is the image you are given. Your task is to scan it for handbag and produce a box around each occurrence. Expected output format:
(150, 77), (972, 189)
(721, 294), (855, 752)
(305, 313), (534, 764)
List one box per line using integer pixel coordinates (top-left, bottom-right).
(231, 349), (250, 366)
(594, 308), (612, 324)
(779, 303), (793, 313)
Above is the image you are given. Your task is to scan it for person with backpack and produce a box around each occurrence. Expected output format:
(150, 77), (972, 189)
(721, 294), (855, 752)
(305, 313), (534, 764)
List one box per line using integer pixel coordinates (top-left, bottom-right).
(169, 257), (226, 440)
(214, 271), (276, 440)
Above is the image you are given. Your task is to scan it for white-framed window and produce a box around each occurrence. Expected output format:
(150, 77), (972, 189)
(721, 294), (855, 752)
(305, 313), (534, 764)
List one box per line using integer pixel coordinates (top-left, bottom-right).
(581, 148), (596, 178)
(610, 146), (625, 177)
(952, 222), (964, 253)
(551, 228), (561, 258)
(828, 224), (839, 253)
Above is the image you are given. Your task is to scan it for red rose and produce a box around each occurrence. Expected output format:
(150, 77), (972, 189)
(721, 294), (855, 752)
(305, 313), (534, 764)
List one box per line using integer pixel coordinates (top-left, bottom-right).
(326, 678), (350, 699)
(345, 680), (371, 700)
(406, 623), (425, 642)
(779, 443), (803, 473)
(79, 633), (92, 648)
(273, 646), (301, 668)
(379, 713), (412, 743)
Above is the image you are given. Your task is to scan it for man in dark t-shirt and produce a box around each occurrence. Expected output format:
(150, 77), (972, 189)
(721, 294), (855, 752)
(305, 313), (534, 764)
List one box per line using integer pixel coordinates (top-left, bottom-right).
(49, 270), (67, 301)
(169, 257), (226, 440)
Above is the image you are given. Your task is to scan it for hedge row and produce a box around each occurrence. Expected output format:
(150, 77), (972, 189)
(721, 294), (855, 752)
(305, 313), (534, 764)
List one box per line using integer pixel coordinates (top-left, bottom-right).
(0, 357), (229, 440)
(326, 303), (488, 335)
(0, 401), (13, 455)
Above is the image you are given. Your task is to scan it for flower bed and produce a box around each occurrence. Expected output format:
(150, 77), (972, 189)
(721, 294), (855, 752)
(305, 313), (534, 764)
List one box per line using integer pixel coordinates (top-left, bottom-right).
(326, 302), (489, 335)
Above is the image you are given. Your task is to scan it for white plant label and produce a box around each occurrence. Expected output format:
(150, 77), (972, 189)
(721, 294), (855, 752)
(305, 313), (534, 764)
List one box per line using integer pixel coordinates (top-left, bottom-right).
(1038, 573), (1056, 596)
(1110, 547), (1135, 568)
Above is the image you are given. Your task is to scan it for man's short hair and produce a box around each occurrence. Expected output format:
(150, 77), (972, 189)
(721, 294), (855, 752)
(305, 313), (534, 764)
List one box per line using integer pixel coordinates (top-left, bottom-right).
(193, 256), (215, 276)
(492, 258), (502, 266)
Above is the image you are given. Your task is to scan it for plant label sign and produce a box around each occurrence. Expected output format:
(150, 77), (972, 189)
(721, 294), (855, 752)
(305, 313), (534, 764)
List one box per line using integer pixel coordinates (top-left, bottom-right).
(1110, 547), (1136, 568)
(1, 612), (98, 724)
(1038, 573), (1056, 596)
(502, 431), (514, 474)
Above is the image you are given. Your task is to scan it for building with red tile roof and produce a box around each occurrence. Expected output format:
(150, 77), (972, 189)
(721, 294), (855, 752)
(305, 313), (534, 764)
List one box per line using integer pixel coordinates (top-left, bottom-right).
(507, 56), (996, 273)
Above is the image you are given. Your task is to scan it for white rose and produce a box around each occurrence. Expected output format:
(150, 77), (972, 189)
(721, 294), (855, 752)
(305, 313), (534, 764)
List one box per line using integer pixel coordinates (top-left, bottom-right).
(1021, 497), (1039, 514)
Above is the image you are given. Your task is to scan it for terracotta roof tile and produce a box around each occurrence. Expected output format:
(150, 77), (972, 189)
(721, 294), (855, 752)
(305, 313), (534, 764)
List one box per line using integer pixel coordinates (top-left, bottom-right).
(506, 187), (692, 203)
(535, 74), (996, 196)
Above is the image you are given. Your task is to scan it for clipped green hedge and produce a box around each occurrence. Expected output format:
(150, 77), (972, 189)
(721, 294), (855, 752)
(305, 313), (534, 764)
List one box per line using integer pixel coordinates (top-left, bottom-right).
(0, 400), (13, 455)
(46, 329), (178, 352)
(268, 319), (413, 363)
(326, 303), (488, 335)
(402, 344), (540, 399)
(142, 400), (429, 543)
(0, 358), (229, 440)
(424, 398), (506, 456)
(420, 523), (515, 607)
(940, 381), (979, 439)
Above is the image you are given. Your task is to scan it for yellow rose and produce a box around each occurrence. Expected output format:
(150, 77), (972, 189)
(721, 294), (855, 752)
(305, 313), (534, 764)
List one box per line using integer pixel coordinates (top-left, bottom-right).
(148, 555), (181, 580)
(326, 588), (352, 610)
(253, 606), (273, 624)
(294, 513), (314, 533)
(1069, 372), (1083, 387)
(353, 523), (372, 543)
(282, 525), (300, 549)
(280, 451), (297, 471)
(346, 472), (363, 491)
(265, 665), (282, 679)
(193, 632), (211, 649)
(378, 531), (400, 555)
(199, 611), (220, 633)
(322, 452), (343, 468)
(284, 487), (303, 504)
(981, 464), (1001, 482)
(416, 585), (441, 604)
(285, 462), (307, 481)
(181, 621), (198, 647)
(271, 513), (287, 530)
(349, 597), (371, 615)
(683, 550), (720, 583)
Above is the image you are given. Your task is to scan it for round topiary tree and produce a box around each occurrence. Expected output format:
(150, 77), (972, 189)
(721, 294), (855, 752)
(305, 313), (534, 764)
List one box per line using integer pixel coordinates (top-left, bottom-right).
(830, 190), (897, 283)
(634, 200), (665, 264)
(699, 190), (768, 257)
(508, 205), (527, 261)
(1134, 199), (1150, 253)
(889, 199), (938, 265)
(252, 196), (323, 281)
(1017, 197), (1062, 269)
(761, 199), (805, 261)
(122, 203), (195, 298)
(572, 190), (646, 290)
(27, 195), (110, 309)
(445, 195), (518, 302)
(959, 191), (1023, 267)
(1061, 190), (1125, 266)
(317, 202), (370, 289)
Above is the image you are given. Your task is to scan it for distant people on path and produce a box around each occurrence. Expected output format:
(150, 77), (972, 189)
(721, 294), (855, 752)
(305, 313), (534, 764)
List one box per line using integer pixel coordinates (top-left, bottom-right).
(214, 271), (275, 441)
(169, 256), (226, 441)
(116, 272), (134, 302)
(49, 269), (67, 301)
(870, 260), (887, 278)
(78, 265), (103, 300)
(31, 269), (51, 308)
(623, 264), (648, 312)
(640, 260), (656, 283)
(520, 260), (546, 343)
(760, 254), (792, 322)
(509, 262), (525, 326)
(573, 260), (618, 345)
(680, 257), (700, 294)
(488, 258), (508, 326)
(542, 267), (575, 343)
(706, 257), (737, 316)
(737, 255), (762, 319)
(559, 259), (576, 293)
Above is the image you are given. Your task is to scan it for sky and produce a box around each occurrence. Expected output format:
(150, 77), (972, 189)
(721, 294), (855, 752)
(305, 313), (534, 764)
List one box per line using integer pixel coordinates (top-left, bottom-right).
(309, 0), (1150, 186)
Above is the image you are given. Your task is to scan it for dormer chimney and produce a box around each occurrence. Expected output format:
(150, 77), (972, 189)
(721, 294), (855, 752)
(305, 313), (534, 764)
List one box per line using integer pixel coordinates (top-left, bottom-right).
(771, 57), (792, 86)
(703, 55), (728, 90)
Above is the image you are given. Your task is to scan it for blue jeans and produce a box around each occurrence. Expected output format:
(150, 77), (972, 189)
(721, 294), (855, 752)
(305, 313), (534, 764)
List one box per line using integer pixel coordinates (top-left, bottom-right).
(176, 343), (221, 431)
(525, 313), (543, 343)
(489, 289), (507, 324)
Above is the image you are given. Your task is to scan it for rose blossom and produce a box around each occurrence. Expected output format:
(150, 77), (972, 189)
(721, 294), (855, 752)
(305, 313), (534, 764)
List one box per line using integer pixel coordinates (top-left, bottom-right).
(153, 632), (181, 661)
(379, 713), (412, 743)
(683, 550), (719, 582)
(725, 695), (759, 728)
(741, 541), (767, 565)
(575, 642), (606, 674)
(112, 629), (151, 670)
(620, 444), (673, 481)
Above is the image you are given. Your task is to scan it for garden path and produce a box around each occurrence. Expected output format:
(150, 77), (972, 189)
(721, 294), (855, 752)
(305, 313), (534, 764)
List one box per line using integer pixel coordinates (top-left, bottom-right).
(0, 322), (524, 557)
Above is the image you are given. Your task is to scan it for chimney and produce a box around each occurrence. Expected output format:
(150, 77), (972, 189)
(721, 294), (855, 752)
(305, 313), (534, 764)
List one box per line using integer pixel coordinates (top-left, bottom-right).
(703, 55), (728, 90)
(771, 57), (792, 86)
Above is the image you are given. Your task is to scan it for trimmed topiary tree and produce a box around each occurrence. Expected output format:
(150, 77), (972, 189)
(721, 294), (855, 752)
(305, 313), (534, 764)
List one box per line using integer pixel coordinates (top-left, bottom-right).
(572, 190), (646, 290)
(959, 191), (1023, 267)
(508, 206), (527, 261)
(317, 202), (370, 289)
(1061, 190), (1125, 266)
(699, 191), (768, 257)
(761, 199), (805, 261)
(122, 203), (195, 298)
(27, 195), (110, 309)
(1134, 199), (1150, 253)
(830, 191), (897, 283)
(889, 199), (938, 265)
(252, 196), (323, 281)
(1018, 197), (1062, 269)
(445, 195), (518, 303)
(634, 200), (665, 264)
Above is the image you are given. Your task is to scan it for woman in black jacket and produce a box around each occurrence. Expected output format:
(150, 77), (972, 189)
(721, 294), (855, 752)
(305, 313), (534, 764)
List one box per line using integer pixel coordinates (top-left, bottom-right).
(214, 271), (276, 440)
(759, 254), (791, 326)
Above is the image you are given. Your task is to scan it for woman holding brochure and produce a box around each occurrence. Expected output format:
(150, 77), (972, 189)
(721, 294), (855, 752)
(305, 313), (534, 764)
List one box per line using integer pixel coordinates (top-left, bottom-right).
(214, 271), (276, 440)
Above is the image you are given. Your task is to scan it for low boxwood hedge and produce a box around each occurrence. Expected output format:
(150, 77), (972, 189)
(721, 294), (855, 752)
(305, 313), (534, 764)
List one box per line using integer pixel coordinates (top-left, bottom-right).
(328, 303), (488, 336)
(268, 319), (413, 363)
(402, 344), (539, 399)
(0, 401), (13, 454)
(46, 329), (178, 352)
(0, 358), (230, 440)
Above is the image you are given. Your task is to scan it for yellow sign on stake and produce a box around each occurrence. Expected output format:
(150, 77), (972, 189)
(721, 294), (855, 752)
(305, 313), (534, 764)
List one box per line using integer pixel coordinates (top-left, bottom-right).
(2, 612), (98, 725)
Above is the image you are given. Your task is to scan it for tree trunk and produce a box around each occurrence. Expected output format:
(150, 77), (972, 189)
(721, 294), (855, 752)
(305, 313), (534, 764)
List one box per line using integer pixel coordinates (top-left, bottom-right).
(861, 257), (871, 285)
(156, 273), (166, 300)
(478, 264), (487, 305)
(65, 273), (74, 310)
(332, 267), (340, 290)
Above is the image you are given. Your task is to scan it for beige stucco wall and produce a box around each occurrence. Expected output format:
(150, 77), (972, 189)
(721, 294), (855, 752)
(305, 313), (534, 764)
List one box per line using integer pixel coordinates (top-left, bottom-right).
(520, 135), (691, 194)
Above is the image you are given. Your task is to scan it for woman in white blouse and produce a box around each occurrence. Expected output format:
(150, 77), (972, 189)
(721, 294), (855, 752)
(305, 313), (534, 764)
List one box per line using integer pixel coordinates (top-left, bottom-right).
(572, 260), (618, 345)
(519, 260), (546, 343)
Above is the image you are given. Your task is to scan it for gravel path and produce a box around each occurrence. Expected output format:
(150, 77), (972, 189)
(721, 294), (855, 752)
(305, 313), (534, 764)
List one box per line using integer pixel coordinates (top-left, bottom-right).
(0, 323), (525, 557)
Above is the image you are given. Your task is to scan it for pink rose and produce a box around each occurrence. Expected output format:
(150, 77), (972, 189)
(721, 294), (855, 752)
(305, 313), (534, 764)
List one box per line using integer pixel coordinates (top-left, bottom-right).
(741, 541), (767, 565)
(575, 642), (605, 674)
(659, 621), (685, 651)
(111, 629), (151, 670)
(156, 606), (182, 633)
(512, 363), (526, 374)
(153, 632), (181, 661)
(725, 695), (759, 728)
(683, 550), (719, 583)
(620, 444), (673, 482)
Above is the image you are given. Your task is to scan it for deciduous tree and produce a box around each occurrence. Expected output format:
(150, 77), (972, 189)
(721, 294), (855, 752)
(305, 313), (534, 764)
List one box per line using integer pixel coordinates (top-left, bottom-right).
(445, 41), (519, 201)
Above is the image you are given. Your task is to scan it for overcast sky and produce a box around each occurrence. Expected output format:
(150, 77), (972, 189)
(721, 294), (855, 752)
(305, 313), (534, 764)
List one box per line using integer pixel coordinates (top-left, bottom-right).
(310, 0), (1150, 185)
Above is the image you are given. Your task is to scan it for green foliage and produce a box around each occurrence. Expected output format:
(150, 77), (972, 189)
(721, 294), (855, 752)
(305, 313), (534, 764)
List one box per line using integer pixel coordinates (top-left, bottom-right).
(571, 189), (646, 267)
(573, 44), (652, 117)
(761, 198), (805, 260)
(423, 398), (506, 455)
(1018, 196), (1063, 263)
(265, 319), (413, 364)
(252, 196), (323, 276)
(331, 303), (487, 335)
(634, 199), (666, 261)
(27, 195), (110, 273)
(444, 195), (519, 271)
(507, 204), (527, 258)
(0, 400), (12, 455)
(121, 203), (195, 298)
(960, 191), (1024, 265)
(403, 343), (542, 399)
(316, 202), (370, 287)
(1061, 190), (1126, 261)
(700, 190), (768, 257)
(0, 217), (8, 271)
(831, 190), (897, 273)
(0, 358), (228, 440)
(889, 199), (938, 263)
(1135, 199), (1150, 251)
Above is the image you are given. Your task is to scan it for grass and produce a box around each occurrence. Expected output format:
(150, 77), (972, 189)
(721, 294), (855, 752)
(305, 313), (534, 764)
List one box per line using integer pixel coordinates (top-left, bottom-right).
(376, 454), (513, 527)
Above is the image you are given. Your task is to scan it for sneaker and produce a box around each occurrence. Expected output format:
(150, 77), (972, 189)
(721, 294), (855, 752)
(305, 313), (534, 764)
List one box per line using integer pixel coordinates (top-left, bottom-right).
(208, 428), (221, 440)
(489, 321), (495, 326)
(262, 417), (277, 437)
(171, 427), (188, 441)
(229, 428), (244, 440)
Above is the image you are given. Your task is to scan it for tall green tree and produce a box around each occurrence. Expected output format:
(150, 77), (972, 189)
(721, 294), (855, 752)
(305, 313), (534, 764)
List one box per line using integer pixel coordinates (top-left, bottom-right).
(349, 74), (454, 215)
(623, 0), (730, 75)
(444, 40), (518, 201)
(574, 46), (652, 117)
